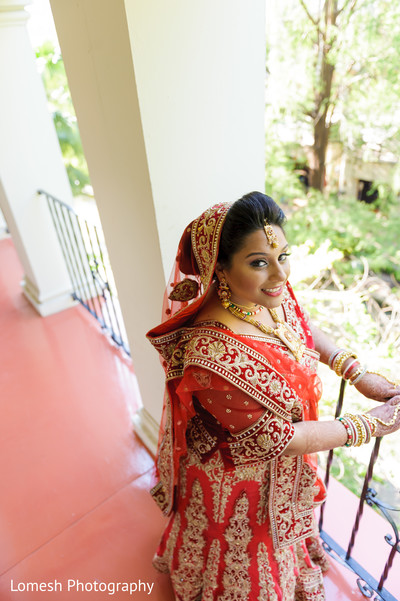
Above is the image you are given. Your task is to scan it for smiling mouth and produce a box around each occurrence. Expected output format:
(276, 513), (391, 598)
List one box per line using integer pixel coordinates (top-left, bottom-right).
(261, 285), (284, 296)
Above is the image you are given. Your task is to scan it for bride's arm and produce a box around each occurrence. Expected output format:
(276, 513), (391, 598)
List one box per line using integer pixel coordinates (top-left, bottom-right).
(309, 321), (400, 402)
(285, 395), (400, 455)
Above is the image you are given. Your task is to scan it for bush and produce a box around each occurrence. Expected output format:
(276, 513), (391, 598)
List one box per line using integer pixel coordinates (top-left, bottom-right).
(36, 41), (91, 196)
(285, 192), (400, 282)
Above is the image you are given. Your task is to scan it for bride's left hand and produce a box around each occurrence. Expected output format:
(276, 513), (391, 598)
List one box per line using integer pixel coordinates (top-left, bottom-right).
(354, 371), (400, 402)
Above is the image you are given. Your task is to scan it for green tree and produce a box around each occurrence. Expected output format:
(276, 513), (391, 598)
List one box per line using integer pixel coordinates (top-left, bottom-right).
(266, 0), (400, 192)
(36, 41), (91, 196)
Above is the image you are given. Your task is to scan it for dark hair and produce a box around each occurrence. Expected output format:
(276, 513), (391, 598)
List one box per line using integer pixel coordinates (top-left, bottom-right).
(217, 191), (286, 268)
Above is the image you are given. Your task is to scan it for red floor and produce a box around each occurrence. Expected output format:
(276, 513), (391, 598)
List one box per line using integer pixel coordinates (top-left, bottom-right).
(0, 237), (398, 601)
(0, 238), (174, 601)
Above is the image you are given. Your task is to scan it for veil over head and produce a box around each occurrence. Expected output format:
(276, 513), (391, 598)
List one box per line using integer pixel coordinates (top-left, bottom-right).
(147, 201), (232, 346)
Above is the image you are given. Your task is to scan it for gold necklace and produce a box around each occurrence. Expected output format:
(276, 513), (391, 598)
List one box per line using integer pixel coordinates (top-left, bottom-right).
(227, 301), (263, 317)
(226, 304), (305, 361)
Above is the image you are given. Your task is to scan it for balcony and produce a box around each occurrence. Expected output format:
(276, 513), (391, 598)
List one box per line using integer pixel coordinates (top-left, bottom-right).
(0, 237), (399, 600)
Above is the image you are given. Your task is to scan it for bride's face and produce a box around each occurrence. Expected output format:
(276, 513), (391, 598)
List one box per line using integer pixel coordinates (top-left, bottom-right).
(216, 226), (290, 309)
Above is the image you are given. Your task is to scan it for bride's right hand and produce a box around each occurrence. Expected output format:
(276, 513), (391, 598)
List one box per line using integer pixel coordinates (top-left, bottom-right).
(366, 395), (400, 437)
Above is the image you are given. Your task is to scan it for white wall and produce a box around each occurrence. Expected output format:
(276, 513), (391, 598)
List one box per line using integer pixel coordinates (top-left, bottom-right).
(125, 0), (266, 276)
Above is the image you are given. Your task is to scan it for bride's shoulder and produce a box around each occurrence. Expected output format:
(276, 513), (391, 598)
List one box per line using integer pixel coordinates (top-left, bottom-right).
(193, 295), (233, 329)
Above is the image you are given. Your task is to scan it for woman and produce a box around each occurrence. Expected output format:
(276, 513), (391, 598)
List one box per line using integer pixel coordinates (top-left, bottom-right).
(146, 192), (400, 601)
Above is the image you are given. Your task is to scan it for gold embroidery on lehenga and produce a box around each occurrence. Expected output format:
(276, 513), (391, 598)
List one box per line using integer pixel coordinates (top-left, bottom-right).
(216, 462), (268, 524)
(294, 543), (325, 601)
(297, 463), (321, 513)
(305, 536), (330, 573)
(207, 340), (226, 360)
(151, 307), (322, 546)
(256, 466), (271, 525)
(151, 391), (174, 514)
(186, 414), (218, 460)
(202, 539), (221, 601)
(275, 546), (296, 600)
(152, 512), (181, 574)
(172, 479), (208, 599)
(268, 456), (318, 549)
(257, 542), (278, 601)
(179, 454), (189, 498)
(184, 448), (226, 523)
(221, 492), (252, 601)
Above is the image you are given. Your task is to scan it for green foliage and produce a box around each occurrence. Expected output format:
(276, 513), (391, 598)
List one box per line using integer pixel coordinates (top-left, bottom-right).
(287, 191), (400, 519)
(265, 135), (306, 201)
(266, 0), (400, 189)
(36, 41), (91, 196)
(285, 193), (400, 281)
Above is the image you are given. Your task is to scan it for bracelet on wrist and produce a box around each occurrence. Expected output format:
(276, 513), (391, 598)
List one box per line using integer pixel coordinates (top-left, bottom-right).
(328, 349), (343, 370)
(342, 359), (360, 380)
(331, 350), (358, 377)
(337, 416), (354, 447)
(349, 365), (367, 386)
(333, 351), (352, 376)
(337, 412), (374, 447)
(361, 413), (377, 436)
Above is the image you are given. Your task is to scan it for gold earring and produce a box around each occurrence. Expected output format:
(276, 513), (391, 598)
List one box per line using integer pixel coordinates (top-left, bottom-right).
(217, 277), (231, 308)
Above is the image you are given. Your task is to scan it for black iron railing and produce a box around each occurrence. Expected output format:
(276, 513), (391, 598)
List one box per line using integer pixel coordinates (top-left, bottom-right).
(40, 190), (130, 356)
(319, 379), (399, 600)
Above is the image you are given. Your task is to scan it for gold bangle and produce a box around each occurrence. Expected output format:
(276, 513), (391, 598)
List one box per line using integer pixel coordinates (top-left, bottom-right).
(334, 352), (354, 377)
(342, 412), (372, 446)
(361, 413), (377, 437)
(341, 413), (360, 446)
(358, 414), (372, 444)
(353, 415), (366, 447)
(348, 365), (367, 385)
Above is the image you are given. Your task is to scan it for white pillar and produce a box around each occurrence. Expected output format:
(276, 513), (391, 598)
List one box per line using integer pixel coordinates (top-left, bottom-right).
(125, 0), (266, 275)
(49, 0), (266, 453)
(50, 0), (167, 453)
(0, 0), (74, 316)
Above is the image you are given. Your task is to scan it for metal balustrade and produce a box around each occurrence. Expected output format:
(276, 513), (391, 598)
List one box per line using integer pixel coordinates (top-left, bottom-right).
(40, 190), (130, 356)
(319, 379), (399, 600)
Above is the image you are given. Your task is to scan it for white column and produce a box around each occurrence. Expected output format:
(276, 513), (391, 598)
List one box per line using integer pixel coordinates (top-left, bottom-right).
(49, 0), (266, 453)
(124, 0), (266, 275)
(0, 0), (74, 316)
(50, 0), (167, 454)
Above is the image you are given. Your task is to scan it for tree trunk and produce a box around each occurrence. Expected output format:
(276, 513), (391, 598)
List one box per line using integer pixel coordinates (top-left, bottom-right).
(309, 61), (334, 190)
(308, 0), (337, 191)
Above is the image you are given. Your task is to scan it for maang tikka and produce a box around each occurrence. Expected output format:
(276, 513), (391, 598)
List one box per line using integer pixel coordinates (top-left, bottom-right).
(263, 219), (278, 248)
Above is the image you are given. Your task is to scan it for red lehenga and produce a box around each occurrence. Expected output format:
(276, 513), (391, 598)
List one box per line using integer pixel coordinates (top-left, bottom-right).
(147, 203), (329, 601)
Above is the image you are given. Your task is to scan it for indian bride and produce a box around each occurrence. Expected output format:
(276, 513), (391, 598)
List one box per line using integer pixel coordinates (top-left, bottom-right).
(146, 192), (400, 601)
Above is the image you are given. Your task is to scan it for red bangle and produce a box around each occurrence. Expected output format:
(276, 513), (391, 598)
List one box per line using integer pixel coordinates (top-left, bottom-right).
(343, 359), (360, 380)
(337, 416), (353, 447)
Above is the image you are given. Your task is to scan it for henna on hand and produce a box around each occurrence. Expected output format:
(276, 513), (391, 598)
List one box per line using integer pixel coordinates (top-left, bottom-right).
(366, 395), (400, 437)
(354, 372), (400, 403)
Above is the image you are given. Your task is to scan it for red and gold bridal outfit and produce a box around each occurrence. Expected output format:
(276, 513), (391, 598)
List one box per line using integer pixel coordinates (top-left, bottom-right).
(147, 204), (329, 601)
